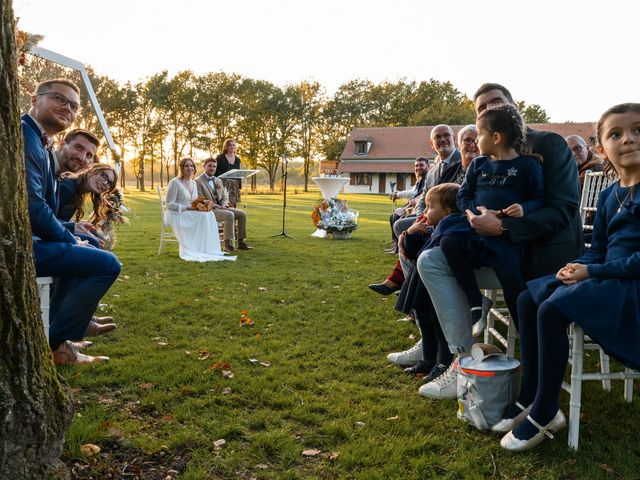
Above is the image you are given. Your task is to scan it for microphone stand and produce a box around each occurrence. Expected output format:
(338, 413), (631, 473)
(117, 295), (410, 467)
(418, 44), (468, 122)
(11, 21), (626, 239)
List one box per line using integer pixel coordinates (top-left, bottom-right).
(271, 154), (294, 239)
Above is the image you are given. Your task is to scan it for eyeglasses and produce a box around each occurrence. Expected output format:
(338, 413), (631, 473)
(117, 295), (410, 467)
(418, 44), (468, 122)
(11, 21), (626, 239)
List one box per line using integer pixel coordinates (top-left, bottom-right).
(461, 137), (477, 145)
(98, 171), (115, 189)
(37, 92), (81, 113)
(570, 145), (586, 153)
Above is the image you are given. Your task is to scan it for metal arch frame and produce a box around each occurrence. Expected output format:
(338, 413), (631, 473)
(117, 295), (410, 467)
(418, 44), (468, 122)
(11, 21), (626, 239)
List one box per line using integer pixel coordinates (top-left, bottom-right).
(28, 46), (117, 155)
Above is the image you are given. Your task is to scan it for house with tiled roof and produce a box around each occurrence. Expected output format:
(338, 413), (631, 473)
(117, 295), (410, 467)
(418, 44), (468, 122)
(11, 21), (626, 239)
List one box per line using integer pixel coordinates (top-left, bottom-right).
(336, 122), (595, 194)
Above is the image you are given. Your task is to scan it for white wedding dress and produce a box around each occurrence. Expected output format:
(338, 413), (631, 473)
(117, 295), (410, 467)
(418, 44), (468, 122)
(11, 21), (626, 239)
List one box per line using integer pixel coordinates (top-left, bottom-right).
(165, 178), (236, 262)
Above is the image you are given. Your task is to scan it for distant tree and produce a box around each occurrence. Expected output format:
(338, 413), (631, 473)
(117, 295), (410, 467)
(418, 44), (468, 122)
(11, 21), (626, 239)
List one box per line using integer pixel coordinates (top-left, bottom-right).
(1, 8), (71, 479)
(291, 80), (324, 191)
(516, 101), (550, 123)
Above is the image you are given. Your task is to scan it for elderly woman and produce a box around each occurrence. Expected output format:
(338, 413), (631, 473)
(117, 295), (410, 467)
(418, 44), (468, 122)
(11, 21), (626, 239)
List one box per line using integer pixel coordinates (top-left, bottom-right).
(165, 158), (236, 262)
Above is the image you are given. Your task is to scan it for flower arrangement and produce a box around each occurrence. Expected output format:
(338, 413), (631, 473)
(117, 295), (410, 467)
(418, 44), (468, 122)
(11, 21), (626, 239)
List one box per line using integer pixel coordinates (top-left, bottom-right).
(311, 198), (359, 235)
(191, 195), (213, 212)
(92, 189), (129, 250)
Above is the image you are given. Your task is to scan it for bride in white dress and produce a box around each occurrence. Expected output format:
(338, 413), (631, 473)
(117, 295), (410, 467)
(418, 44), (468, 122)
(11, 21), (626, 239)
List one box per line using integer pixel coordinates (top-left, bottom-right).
(165, 158), (236, 262)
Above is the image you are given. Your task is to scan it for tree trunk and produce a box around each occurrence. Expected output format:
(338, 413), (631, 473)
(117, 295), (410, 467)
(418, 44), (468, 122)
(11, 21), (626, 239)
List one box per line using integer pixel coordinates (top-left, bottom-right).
(0, 3), (72, 479)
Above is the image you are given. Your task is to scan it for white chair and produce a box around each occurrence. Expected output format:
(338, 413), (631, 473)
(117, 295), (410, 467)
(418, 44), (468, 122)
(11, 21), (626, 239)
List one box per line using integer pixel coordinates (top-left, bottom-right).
(483, 289), (517, 358)
(562, 325), (640, 450)
(36, 276), (54, 340)
(157, 186), (178, 254)
(579, 171), (614, 248)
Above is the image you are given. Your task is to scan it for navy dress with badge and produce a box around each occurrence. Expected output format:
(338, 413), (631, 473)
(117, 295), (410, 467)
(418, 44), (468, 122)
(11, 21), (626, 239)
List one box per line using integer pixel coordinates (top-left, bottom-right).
(527, 182), (640, 370)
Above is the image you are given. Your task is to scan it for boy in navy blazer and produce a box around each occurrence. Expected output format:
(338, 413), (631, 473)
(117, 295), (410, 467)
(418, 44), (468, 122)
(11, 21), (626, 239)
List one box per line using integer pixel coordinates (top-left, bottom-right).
(23, 79), (121, 365)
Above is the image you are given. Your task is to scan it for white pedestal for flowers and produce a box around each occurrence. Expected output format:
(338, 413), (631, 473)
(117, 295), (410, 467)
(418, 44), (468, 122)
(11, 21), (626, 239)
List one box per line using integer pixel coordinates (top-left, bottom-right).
(312, 176), (350, 238)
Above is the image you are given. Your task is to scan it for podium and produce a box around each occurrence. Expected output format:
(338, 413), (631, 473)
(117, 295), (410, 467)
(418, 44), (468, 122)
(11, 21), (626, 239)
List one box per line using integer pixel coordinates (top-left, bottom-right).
(219, 169), (260, 207)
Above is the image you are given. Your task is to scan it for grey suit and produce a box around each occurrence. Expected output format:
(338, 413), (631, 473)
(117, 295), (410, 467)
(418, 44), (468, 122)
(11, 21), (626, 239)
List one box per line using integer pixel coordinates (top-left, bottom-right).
(195, 173), (247, 241)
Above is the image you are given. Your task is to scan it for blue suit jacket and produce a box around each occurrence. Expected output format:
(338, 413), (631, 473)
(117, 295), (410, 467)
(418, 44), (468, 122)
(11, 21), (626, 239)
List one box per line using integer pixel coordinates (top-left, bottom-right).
(22, 114), (76, 265)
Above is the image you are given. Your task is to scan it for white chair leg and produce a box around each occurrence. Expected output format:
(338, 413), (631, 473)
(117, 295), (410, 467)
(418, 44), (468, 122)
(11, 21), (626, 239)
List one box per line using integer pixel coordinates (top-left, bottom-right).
(599, 350), (612, 391)
(483, 289), (497, 344)
(624, 369), (634, 402)
(36, 277), (53, 341)
(568, 324), (585, 450)
(506, 316), (517, 359)
(158, 223), (165, 255)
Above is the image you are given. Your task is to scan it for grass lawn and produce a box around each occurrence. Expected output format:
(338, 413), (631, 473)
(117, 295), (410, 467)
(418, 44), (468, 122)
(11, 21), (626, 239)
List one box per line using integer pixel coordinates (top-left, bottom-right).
(61, 190), (640, 479)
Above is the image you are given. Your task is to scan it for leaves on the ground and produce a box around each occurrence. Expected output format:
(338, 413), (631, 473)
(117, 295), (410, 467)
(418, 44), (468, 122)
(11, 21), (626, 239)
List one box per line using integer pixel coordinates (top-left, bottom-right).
(222, 387), (232, 395)
(356, 421), (365, 427)
(408, 334), (416, 340)
(259, 361), (271, 368)
(386, 415), (400, 421)
(258, 287), (267, 292)
(597, 463), (616, 475)
(302, 449), (321, 457)
(197, 350), (210, 361)
(222, 370), (234, 379)
(205, 361), (232, 374)
(329, 451), (340, 460)
(213, 439), (226, 449)
(240, 309), (254, 326)
(139, 382), (155, 390)
(80, 444), (101, 457)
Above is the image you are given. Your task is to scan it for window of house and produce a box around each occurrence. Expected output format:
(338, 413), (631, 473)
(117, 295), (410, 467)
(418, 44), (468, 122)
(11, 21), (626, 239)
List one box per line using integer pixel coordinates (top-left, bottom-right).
(355, 141), (368, 155)
(356, 173), (372, 186)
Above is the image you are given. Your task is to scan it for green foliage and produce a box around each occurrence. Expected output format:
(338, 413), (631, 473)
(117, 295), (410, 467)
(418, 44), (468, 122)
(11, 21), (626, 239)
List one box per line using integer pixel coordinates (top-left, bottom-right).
(64, 192), (640, 479)
(516, 100), (550, 123)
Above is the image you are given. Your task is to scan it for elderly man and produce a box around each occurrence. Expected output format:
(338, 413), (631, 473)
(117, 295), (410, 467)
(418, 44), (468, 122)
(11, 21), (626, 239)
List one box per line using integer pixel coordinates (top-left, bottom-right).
(565, 134), (603, 188)
(386, 156), (429, 254)
(416, 83), (582, 398)
(196, 157), (252, 252)
(391, 127), (461, 251)
(23, 78), (121, 365)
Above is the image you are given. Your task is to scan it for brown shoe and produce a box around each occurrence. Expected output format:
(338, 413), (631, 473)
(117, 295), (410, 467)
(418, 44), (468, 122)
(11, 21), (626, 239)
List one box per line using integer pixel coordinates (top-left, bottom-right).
(84, 320), (117, 337)
(92, 316), (113, 325)
(223, 240), (236, 253)
(238, 241), (253, 250)
(70, 340), (93, 349)
(52, 340), (109, 365)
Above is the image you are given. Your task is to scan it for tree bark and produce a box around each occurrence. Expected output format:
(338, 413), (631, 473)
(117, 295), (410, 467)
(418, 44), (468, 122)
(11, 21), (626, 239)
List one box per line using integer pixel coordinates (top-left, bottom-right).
(0, 2), (72, 478)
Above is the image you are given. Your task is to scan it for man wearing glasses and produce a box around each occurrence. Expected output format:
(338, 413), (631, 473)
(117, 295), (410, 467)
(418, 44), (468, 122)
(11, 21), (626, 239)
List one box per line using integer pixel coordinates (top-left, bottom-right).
(565, 134), (603, 188)
(22, 78), (121, 365)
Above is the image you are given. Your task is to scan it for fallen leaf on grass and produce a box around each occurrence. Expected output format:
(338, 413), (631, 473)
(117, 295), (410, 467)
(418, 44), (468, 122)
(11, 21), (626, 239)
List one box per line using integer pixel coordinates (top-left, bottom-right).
(240, 309), (254, 326)
(139, 383), (155, 390)
(386, 415), (400, 421)
(222, 370), (234, 379)
(302, 449), (321, 457)
(157, 341), (169, 346)
(222, 387), (232, 395)
(71, 387), (82, 394)
(597, 464), (616, 475)
(249, 358), (259, 364)
(205, 361), (232, 373)
(198, 350), (210, 361)
(185, 350), (192, 356)
(255, 333), (262, 340)
(355, 421), (365, 427)
(112, 294), (120, 298)
(255, 464), (268, 469)
(123, 275), (130, 280)
(239, 283), (248, 287)
(213, 439), (226, 449)
(80, 444), (100, 457)
(161, 415), (173, 422)
(258, 287), (267, 292)
(259, 361), (271, 368)
(408, 334), (416, 341)
(179, 386), (194, 395)
(329, 452), (340, 461)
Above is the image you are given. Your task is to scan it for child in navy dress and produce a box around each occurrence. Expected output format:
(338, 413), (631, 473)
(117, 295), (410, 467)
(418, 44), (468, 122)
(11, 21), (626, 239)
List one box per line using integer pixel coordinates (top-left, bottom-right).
(498, 103), (640, 451)
(440, 104), (544, 332)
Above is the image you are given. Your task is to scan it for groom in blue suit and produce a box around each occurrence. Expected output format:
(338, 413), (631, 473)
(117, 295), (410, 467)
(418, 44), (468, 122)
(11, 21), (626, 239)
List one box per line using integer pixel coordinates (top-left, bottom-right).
(24, 78), (121, 365)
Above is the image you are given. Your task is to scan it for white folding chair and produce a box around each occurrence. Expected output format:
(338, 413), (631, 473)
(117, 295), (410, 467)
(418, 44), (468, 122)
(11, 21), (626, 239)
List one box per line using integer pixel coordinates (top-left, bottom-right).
(157, 186), (178, 254)
(36, 276), (54, 340)
(579, 171), (614, 248)
(562, 325), (640, 450)
(483, 289), (517, 358)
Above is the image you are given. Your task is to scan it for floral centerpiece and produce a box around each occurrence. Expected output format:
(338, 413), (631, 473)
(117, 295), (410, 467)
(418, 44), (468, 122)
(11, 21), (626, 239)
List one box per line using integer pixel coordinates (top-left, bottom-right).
(311, 198), (358, 239)
(91, 189), (129, 251)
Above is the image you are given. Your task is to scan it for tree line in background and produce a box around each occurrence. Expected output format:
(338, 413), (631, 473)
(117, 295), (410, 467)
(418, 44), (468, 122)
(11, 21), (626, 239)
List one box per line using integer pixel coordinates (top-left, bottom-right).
(18, 58), (549, 192)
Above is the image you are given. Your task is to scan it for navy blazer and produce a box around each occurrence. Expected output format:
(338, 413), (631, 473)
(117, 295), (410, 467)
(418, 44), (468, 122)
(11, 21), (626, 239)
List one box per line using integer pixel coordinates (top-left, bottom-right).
(502, 128), (583, 279)
(22, 114), (76, 264)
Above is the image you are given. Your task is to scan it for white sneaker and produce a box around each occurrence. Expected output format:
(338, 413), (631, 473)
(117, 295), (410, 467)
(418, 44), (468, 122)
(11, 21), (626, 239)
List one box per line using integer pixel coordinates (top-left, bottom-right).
(419, 359), (458, 399)
(387, 339), (422, 366)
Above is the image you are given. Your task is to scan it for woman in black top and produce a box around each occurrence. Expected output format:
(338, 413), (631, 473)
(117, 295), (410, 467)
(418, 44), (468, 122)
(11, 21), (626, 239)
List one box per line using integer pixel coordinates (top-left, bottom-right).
(215, 138), (241, 206)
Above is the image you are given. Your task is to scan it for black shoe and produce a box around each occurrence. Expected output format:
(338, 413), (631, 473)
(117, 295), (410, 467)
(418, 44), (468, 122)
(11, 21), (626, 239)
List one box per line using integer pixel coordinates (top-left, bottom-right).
(403, 360), (435, 377)
(368, 283), (400, 295)
(424, 362), (450, 383)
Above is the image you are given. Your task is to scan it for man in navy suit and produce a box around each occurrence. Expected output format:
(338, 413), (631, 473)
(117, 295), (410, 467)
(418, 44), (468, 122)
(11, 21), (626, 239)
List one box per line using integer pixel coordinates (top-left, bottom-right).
(23, 78), (121, 365)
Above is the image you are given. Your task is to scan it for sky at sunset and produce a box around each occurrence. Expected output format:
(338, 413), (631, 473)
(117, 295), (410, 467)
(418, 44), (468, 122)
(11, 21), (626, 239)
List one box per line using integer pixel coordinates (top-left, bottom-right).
(14, 0), (638, 123)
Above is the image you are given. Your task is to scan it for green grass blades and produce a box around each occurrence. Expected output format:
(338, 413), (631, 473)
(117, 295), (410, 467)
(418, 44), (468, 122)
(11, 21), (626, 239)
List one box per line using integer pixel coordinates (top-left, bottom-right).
(62, 191), (640, 479)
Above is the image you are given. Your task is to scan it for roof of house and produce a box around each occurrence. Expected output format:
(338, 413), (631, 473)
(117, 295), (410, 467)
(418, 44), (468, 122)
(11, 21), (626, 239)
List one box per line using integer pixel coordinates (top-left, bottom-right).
(340, 123), (597, 162)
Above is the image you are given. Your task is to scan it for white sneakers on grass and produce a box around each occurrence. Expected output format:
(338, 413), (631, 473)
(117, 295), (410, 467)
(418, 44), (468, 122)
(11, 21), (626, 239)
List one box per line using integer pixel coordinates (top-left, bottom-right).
(418, 359), (458, 399)
(387, 339), (422, 366)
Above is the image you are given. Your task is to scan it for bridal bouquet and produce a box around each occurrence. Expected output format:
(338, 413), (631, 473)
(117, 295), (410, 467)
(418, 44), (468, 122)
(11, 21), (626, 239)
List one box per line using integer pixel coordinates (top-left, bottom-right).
(191, 195), (213, 212)
(92, 189), (129, 251)
(311, 198), (359, 234)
